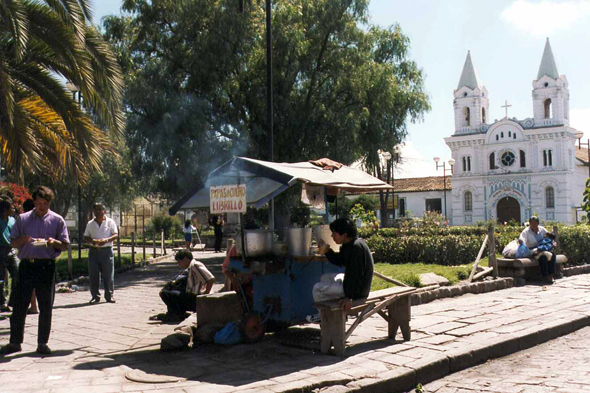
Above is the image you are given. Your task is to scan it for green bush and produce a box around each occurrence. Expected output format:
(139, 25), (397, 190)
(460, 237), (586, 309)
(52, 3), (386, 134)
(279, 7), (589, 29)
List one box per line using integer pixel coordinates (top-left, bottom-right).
(148, 214), (183, 239)
(363, 223), (589, 266)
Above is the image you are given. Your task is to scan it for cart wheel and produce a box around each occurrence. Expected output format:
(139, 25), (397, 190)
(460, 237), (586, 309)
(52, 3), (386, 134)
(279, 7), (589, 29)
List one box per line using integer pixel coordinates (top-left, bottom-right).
(242, 312), (265, 342)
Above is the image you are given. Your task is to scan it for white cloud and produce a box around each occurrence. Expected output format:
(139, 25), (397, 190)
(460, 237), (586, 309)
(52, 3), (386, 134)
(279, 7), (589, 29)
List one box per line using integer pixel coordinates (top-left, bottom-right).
(394, 142), (451, 179)
(570, 107), (590, 138)
(501, 0), (590, 37)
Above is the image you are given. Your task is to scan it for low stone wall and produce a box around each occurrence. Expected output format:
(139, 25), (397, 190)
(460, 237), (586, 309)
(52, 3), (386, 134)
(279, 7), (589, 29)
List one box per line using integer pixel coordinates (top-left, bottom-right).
(411, 278), (515, 306)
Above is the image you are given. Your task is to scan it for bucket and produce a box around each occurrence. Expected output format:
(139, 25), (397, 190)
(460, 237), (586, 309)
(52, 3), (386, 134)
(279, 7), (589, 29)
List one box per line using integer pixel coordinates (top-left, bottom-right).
(285, 228), (312, 256)
(313, 225), (340, 252)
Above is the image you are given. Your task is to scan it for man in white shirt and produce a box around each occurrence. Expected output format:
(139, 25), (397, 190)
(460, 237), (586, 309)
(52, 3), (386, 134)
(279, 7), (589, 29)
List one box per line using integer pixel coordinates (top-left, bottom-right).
(83, 203), (119, 304)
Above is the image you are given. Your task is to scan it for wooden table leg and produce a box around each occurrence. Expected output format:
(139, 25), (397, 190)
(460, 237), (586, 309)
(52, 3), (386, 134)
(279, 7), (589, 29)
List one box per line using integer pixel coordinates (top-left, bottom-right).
(319, 308), (346, 356)
(388, 295), (411, 341)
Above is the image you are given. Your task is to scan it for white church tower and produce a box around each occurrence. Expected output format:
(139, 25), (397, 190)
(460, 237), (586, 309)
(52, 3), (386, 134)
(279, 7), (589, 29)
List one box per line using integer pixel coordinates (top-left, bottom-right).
(453, 51), (489, 134)
(532, 38), (570, 127)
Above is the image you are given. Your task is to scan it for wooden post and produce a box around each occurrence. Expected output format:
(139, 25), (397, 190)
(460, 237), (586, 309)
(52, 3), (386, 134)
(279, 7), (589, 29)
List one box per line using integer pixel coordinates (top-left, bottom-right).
(488, 226), (497, 278)
(67, 243), (73, 279)
(117, 231), (121, 266)
(142, 206), (146, 261)
(468, 235), (489, 282)
(153, 233), (157, 257)
(131, 232), (136, 265)
(161, 229), (166, 255)
(134, 206), (137, 240)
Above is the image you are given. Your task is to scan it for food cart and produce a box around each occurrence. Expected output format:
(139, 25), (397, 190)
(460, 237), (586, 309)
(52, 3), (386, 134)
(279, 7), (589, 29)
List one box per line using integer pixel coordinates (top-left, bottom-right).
(169, 156), (394, 328)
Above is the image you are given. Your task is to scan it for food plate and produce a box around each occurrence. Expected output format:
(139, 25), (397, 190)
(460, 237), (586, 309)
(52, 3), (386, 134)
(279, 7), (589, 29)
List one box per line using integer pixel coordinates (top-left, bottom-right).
(32, 240), (47, 247)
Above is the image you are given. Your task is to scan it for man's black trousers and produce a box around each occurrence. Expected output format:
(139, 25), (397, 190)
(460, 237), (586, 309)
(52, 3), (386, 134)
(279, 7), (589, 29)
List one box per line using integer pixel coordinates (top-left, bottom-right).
(10, 258), (56, 345)
(160, 289), (196, 316)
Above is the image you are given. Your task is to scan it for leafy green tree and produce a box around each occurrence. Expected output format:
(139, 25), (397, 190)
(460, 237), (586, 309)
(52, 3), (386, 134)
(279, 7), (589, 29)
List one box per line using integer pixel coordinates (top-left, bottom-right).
(582, 178), (590, 221)
(103, 0), (429, 200)
(0, 0), (125, 183)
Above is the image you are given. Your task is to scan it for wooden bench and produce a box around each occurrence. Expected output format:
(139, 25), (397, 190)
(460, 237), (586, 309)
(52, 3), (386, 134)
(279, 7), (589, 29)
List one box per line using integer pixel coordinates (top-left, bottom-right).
(314, 286), (416, 356)
(497, 253), (567, 279)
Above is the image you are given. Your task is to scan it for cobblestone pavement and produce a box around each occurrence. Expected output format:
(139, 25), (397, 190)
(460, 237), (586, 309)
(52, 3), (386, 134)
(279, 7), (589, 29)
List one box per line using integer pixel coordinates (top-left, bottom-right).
(419, 326), (590, 393)
(1, 253), (590, 393)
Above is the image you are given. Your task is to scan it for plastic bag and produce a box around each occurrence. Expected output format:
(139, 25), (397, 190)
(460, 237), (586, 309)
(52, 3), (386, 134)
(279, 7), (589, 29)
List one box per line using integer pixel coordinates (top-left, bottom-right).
(214, 322), (242, 345)
(502, 240), (519, 258)
(515, 243), (531, 258)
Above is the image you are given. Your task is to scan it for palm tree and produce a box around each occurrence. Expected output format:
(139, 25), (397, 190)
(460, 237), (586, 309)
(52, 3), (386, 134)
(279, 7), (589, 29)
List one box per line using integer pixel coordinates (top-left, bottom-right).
(0, 0), (125, 183)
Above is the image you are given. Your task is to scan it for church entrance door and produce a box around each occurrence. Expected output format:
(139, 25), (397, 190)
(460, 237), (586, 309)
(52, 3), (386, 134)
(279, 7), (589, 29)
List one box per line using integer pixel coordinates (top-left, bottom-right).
(497, 196), (521, 224)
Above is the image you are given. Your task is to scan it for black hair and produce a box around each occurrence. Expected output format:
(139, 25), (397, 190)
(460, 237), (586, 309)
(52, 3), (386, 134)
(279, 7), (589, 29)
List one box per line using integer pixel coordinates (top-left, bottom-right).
(184, 219), (191, 227)
(544, 232), (555, 240)
(92, 203), (105, 211)
(174, 249), (193, 261)
(329, 218), (358, 238)
(32, 186), (55, 203)
(0, 198), (13, 214)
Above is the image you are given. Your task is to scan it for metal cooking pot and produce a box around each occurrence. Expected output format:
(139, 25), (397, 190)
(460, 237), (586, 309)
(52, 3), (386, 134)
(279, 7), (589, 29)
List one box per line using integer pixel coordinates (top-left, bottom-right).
(237, 229), (274, 257)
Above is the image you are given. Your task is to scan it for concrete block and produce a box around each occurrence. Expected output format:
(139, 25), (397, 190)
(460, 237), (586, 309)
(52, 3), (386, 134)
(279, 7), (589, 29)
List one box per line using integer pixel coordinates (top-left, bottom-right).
(411, 294), (421, 306)
(347, 367), (415, 393)
(485, 335), (519, 360)
(518, 331), (540, 350)
(450, 287), (462, 297)
(405, 354), (450, 387)
(195, 292), (243, 327)
(446, 348), (474, 373)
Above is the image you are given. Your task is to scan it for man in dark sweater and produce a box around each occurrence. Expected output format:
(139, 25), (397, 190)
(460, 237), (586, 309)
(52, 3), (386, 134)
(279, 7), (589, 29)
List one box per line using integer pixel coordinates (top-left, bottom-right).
(309, 218), (374, 320)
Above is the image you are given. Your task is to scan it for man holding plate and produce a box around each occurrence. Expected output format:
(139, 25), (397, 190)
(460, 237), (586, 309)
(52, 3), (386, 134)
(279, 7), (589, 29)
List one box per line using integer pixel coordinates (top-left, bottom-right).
(1, 186), (69, 356)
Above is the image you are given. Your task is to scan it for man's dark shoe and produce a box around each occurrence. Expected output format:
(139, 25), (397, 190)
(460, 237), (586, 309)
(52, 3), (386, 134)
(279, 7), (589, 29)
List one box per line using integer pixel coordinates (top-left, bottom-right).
(0, 343), (22, 355)
(106, 298), (116, 303)
(36, 344), (51, 355)
(89, 297), (100, 304)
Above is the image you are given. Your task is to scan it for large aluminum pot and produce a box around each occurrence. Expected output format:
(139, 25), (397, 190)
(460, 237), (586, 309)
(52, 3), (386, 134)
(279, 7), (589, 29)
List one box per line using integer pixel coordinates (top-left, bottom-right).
(237, 229), (274, 257)
(285, 227), (312, 256)
(313, 224), (340, 252)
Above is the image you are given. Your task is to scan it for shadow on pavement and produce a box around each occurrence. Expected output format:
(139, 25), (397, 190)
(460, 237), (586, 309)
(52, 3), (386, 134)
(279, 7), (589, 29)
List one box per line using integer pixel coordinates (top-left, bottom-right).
(0, 349), (74, 362)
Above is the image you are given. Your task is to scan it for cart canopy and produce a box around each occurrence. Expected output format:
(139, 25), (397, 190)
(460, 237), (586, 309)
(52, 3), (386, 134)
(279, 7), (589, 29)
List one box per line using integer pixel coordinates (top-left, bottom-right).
(169, 156), (393, 215)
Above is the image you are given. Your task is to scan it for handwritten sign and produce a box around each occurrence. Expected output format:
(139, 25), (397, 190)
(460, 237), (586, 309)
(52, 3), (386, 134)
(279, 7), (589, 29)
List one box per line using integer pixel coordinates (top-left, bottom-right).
(210, 185), (247, 213)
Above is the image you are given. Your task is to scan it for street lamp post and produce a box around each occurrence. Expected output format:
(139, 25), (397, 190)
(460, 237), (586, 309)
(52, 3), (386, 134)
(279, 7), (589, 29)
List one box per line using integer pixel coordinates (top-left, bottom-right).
(66, 82), (83, 261)
(575, 131), (590, 178)
(433, 157), (455, 219)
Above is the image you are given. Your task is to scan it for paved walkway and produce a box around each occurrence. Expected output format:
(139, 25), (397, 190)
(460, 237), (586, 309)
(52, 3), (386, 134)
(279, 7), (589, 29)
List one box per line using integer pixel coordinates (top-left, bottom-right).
(1, 254), (590, 393)
(420, 326), (590, 393)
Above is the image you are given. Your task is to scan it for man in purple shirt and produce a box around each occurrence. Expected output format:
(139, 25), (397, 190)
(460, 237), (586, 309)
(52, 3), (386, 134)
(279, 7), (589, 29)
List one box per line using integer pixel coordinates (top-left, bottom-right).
(0, 186), (69, 356)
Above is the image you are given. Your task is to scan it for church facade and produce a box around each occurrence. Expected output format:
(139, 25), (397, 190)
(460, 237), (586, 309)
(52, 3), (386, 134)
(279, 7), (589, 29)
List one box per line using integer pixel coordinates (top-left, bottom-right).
(445, 39), (588, 225)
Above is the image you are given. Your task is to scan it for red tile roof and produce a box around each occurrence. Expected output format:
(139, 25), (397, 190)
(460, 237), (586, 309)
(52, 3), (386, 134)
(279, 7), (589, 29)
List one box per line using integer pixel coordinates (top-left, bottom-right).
(575, 147), (589, 163)
(391, 176), (451, 192)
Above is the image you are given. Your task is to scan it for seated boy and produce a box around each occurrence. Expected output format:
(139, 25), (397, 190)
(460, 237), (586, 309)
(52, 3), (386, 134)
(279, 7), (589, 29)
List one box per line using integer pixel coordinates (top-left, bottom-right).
(151, 250), (215, 322)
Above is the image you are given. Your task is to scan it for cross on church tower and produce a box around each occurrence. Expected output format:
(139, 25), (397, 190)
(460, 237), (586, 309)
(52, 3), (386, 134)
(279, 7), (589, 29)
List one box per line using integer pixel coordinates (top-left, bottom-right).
(501, 100), (512, 118)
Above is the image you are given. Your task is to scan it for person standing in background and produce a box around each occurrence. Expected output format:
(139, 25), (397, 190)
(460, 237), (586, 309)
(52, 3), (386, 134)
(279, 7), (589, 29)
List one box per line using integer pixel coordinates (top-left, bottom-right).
(84, 203), (119, 304)
(0, 198), (18, 312)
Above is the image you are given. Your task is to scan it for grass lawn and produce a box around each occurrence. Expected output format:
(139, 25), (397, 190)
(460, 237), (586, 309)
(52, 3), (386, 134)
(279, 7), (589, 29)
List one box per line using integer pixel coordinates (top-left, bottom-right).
(371, 254), (504, 291)
(55, 251), (152, 281)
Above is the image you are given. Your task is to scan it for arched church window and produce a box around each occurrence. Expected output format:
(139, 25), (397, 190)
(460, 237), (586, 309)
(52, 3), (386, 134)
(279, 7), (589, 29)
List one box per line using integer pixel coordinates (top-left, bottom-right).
(467, 156), (471, 171)
(519, 150), (526, 168)
(548, 150), (553, 166)
(464, 191), (473, 211)
(496, 135), (499, 141)
(501, 151), (515, 166)
(489, 153), (497, 170)
(545, 187), (555, 208)
(544, 99), (552, 119)
(463, 107), (470, 126)
(543, 150), (547, 166)
(462, 157), (466, 172)
(513, 133), (516, 139)
(482, 108), (486, 123)
(501, 132), (504, 138)
(508, 131), (511, 137)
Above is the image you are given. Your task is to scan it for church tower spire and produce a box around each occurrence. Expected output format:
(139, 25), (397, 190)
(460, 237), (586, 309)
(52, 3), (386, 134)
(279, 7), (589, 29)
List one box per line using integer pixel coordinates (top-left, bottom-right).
(532, 38), (569, 126)
(453, 51), (489, 134)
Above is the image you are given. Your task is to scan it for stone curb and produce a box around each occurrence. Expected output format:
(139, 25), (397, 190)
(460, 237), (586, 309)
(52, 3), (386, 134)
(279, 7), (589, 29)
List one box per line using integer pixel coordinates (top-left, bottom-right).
(307, 309), (590, 393)
(305, 270), (590, 393)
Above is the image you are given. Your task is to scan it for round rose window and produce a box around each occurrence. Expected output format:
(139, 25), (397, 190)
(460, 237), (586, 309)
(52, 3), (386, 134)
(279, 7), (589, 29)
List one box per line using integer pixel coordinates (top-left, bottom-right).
(501, 151), (515, 166)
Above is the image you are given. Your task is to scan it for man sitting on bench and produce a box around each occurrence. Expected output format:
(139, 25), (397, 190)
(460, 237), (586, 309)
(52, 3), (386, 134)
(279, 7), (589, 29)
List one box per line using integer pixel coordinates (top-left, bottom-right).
(151, 250), (215, 322)
(519, 216), (557, 284)
(307, 218), (374, 323)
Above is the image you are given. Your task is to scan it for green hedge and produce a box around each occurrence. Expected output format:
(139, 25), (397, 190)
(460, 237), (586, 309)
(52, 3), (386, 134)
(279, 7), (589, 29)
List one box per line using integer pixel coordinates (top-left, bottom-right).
(364, 224), (590, 266)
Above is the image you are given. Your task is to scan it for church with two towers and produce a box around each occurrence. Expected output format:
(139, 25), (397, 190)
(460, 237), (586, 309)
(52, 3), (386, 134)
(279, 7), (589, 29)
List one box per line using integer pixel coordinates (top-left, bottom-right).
(443, 39), (588, 225)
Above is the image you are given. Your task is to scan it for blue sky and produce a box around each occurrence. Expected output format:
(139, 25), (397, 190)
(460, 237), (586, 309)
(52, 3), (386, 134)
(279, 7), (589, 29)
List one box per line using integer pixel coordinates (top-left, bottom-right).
(94, 0), (590, 178)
